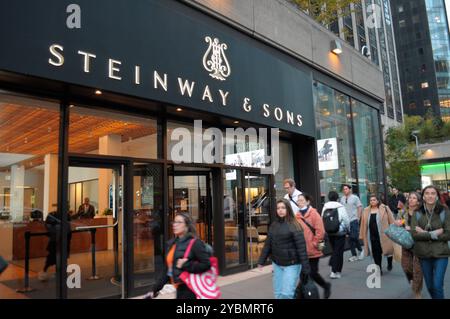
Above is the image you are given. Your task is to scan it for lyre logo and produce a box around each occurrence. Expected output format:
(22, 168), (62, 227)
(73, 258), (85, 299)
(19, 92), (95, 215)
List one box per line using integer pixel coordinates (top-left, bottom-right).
(202, 36), (231, 81)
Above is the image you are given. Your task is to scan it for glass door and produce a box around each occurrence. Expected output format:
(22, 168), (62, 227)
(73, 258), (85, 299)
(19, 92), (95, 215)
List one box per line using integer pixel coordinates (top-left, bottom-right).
(168, 166), (213, 245)
(66, 161), (124, 299)
(244, 171), (270, 268)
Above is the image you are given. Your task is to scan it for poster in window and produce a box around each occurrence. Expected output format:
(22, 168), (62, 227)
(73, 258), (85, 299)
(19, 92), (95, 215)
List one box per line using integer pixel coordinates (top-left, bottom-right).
(317, 138), (339, 171)
(141, 176), (154, 207)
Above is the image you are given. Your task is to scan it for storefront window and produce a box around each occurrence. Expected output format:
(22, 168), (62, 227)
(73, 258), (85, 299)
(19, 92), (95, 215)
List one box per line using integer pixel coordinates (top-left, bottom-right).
(421, 162), (450, 193)
(352, 100), (385, 206)
(167, 121), (213, 163)
(0, 92), (59, 298)
(69, 106), (159, 159)
(274, 141), (294, 200)
(314, 82), (357, 204)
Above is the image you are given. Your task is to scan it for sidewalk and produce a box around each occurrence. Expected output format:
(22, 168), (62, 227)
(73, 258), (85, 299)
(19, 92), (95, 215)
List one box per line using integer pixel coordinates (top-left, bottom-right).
(220, 250), (450, 299)
(149, 249), (450, 299)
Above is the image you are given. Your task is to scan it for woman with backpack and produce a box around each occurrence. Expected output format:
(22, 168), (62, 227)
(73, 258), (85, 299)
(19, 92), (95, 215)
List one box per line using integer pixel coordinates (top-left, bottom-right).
(296, 193), (331, 299)
(258, 198), (311, 299)
(394, 191), (423, 299)
(321, 191), (350, 279)
(411, 185), (450, 299)
(150, 213), (211, 299)
(360, 194), (395, 275)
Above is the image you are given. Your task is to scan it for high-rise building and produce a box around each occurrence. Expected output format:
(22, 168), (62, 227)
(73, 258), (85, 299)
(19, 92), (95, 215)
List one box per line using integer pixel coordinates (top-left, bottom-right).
(391, 0), (450, 121)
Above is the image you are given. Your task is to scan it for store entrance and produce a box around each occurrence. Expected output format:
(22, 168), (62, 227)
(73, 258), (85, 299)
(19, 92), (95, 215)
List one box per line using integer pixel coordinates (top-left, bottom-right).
(168, 166), (213, 245)
(66, 157), (125, 299)
(243, 171), (271, 268)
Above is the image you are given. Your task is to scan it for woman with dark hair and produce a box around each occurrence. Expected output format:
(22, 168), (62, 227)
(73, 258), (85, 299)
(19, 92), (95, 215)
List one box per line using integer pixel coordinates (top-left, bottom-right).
(296, 193), (331, 299)
(150, 213), (211, 299)
(258, 198), (311, 299)
(360, 194), (395, 275)
(411, 185), (450, 299)
(394, 191), (423, 299)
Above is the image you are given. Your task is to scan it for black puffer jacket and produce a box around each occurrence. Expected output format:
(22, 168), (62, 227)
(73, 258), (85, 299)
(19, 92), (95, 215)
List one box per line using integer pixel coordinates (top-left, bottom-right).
(258, 218), (311, 275)
(154, 235), (211, 293)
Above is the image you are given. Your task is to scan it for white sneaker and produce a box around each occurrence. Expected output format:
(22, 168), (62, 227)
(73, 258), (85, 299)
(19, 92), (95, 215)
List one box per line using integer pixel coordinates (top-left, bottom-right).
(330, 272), (339, 279)
(358, 251), (365, 260)
(38, 271), (49, 282)
(348, 256), (358, 262)
(335, 272), (342, 279)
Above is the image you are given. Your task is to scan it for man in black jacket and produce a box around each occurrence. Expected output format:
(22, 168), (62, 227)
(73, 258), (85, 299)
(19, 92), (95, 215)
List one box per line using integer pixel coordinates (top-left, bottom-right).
(389, 188), (406, 218)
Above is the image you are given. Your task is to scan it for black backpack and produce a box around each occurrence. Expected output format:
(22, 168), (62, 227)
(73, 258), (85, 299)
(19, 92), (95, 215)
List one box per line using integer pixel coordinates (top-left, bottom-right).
(323, 208), (340, 235)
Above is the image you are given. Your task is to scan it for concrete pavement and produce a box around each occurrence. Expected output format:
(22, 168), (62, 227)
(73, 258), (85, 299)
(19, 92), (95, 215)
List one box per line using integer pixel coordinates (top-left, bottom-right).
(220, 250), (450, 299)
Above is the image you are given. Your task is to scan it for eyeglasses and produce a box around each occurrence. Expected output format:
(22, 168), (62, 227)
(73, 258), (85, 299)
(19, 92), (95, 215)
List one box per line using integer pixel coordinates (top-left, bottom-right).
(172, 221), (185, 225)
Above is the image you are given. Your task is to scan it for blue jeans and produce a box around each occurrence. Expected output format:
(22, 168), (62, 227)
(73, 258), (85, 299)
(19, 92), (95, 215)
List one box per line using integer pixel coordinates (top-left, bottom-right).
(349, 220), (362, 256)
(419, 258), (448, 299)
(272, 262), (301, 299)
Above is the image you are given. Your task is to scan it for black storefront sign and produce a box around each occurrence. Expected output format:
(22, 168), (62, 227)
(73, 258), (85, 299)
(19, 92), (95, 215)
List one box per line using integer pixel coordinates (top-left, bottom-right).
(0, 0), (315, 137)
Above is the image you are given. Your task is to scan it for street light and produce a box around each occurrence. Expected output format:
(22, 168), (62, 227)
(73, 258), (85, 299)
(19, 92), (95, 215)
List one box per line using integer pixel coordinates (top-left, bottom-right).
(411, 130), (419, 153)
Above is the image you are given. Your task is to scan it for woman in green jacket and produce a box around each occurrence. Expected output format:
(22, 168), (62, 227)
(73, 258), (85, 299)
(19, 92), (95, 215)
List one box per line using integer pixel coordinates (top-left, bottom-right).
(411, 185), (450, 299)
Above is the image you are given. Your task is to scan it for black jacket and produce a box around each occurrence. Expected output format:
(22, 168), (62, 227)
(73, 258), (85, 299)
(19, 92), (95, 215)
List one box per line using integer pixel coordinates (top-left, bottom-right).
(258, 219), (311, 275)
(154, 235), (211, 293)
(388, 194), (406, 215)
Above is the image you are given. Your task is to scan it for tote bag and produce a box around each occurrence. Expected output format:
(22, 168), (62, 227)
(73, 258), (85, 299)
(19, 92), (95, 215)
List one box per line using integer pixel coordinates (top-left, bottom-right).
(179, 239), (221, 299)
(384, 224), (414, 249)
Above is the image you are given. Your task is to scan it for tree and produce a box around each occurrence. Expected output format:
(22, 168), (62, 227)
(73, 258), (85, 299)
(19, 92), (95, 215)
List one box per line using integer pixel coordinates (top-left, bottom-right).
(385, 125), (422, 192)
(292, 0), (359, 26)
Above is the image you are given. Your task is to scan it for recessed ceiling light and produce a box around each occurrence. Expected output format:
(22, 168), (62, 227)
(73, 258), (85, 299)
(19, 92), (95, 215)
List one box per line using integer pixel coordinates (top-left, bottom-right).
(176, 108), (183, 112)
(69, 104), (75, 108)
(95, 90), (102, 95)
(233, 121), (239, 124)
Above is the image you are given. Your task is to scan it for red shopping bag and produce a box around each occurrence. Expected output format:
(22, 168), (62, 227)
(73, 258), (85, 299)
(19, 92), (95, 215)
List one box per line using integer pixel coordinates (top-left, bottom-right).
(179, 239), (221, 299)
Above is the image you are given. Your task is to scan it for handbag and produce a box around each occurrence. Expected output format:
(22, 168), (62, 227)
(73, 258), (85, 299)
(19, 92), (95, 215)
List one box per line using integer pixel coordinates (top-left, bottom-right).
(298, 215), (326, 251)
(179, 239), (221, 299)
(295, 274), (320, 299)
(384, 224), (414, 249)
(0, 255), (8, 274)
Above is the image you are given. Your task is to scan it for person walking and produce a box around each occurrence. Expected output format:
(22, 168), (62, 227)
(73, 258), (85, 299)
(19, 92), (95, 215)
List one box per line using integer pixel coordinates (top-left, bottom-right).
(340, 184), (364, 262)
(389, 187), (406, 219)
(283, 178), (302, 215)
(296, 193), (331, 299)
(411, 185), (450, 299)
(322, 191), (350, 279)
(258, 198), (311, 299)
(151, 213), (211, 299)
(394, 191), (423, 299)
(360, 194), (395, 275)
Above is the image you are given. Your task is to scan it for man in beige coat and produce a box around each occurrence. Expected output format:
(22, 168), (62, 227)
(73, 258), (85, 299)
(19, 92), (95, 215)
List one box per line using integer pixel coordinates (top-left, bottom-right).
(360, 195), (395, 274)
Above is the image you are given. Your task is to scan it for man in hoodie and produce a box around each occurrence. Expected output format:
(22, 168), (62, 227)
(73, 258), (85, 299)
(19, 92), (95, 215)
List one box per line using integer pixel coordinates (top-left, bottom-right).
(283, 178), (302, 215)
(322, 191), (350, 279)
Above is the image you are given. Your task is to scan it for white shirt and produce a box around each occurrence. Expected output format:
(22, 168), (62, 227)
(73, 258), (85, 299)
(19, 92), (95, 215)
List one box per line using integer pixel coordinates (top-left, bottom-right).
(284, 188), (302, 214)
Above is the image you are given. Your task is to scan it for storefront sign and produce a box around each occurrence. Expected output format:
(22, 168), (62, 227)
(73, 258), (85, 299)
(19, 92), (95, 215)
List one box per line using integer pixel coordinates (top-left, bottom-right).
(0, 0), (315, 137)
(317, 138), (339, 171)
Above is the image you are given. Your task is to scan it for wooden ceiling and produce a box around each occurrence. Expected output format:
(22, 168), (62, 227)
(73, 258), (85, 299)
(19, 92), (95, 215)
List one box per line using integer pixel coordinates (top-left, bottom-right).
(0, 103), (157, 170)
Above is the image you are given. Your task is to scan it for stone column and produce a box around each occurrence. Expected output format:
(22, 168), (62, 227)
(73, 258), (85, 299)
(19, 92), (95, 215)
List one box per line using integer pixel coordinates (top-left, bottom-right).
(43, 154), (59, 217)
(10, 164), (25, 221)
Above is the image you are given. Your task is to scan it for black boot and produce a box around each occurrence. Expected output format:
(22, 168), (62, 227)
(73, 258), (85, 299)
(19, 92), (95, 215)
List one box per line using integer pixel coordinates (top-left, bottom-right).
(323, 282), (331, 299)
(387, 256), (393, 271)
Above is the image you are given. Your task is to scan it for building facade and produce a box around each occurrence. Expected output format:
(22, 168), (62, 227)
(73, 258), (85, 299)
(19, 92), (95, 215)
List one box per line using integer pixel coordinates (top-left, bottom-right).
(391, 0), (450, 121)
(295, 0), (404, 129)
(0, 0), (386, 298)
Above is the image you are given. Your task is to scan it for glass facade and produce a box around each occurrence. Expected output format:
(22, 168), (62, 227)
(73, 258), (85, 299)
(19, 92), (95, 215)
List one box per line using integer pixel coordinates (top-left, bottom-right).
(0, 92), (59, 298)
(421, 161), (450, 192)
(426, 0), (450, 121)
(314, 82), (358, 204)
(314, 81), (385, 207)
(352, 100), (385, 204)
